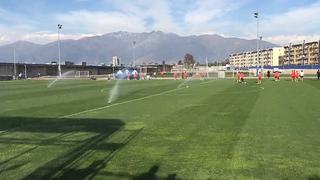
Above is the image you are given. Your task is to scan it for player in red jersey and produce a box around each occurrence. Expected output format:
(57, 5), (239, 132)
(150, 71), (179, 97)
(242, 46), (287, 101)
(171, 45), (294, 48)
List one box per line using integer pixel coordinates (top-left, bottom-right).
(258, 71), (263, 84)
(294, 70), (299, 82)
(274, 71), (280, 81)
(290, 70), (295, 82)
(240, 72), (246, 83)
(173, 71), (177, 80)
(184, 71), (188, 79)
(134, 72), (138, 80)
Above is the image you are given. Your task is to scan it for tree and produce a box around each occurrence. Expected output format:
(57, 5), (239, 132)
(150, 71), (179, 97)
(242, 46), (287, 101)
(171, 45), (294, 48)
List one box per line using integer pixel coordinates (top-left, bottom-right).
(177, 60), (183, 65)
(183, 53), (195, 68)
(224, 59), (230, 65)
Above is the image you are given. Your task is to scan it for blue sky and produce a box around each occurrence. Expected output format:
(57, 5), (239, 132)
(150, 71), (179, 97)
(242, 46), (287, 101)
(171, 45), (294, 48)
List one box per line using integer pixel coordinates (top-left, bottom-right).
(1, 0), (320, 45)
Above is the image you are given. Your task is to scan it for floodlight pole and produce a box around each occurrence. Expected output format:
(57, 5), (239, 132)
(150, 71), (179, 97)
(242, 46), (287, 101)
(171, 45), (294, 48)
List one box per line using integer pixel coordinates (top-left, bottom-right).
(302, 40), (305, 66)
(13, 46), (16, 79)
(318, 40), (320, 65)
(254, 12), (259, 67)
(260, 36), (262, 65)
(58, 24), (62, 77)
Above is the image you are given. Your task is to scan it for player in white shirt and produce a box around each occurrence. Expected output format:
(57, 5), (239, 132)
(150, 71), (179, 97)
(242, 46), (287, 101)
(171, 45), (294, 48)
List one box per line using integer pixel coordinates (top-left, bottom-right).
(299, 70), (304, 82)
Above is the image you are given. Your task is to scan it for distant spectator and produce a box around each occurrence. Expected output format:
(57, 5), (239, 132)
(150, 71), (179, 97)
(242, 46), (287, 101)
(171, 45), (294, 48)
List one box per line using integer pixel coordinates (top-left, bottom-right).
(267, 70), (271, 79)
(18, 72), (22, 79)
(317, 69), (320, 80)
(236, 71), (241, 83)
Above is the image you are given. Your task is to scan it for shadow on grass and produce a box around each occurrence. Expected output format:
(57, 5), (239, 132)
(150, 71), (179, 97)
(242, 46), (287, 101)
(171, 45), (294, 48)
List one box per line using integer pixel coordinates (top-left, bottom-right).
(97, 165), (180, 180)
(308, 175), (320, 180)
(132, 165), (180, 180)
(0, 116), (143, 179)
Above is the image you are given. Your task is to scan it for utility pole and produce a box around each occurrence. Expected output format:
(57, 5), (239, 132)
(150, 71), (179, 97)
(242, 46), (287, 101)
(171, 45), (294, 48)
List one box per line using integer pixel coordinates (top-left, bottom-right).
(288, 43), (291, 65)
(302, 40), (305, 66)
(132, 41), (136, 67)
(24, 62), (27, 79)
(206, 56), (209, 79)
(318, 40), (320, 64)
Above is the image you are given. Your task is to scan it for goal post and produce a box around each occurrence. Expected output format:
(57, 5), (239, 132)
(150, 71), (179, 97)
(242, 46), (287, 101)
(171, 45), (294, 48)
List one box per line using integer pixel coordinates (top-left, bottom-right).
(75, 71), (90, 78)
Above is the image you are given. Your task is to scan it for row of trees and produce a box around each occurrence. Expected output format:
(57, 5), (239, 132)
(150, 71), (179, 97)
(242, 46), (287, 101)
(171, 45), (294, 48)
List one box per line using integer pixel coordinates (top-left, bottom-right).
(177, 53), (229, 67)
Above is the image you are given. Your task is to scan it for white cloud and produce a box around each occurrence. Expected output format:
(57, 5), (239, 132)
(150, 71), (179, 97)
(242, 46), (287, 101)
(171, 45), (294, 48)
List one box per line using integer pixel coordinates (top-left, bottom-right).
(0, 26), (97, 45)
(56, 10), (146, 33)
(104, 0), (180, 33)
(264, 35), (320, 45)
(258, 2), (320, 44)
(184, 0), (244, 25)
(269, 2), (320, 34)
(0, 25), (22, 45)
(22, 31), (97, 44)
(1, 0), (320, 46)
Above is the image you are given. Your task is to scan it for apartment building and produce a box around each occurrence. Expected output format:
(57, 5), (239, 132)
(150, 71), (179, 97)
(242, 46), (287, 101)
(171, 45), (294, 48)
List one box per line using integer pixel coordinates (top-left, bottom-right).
(229, 47), (284, 67)
(283, 41), (320, 65)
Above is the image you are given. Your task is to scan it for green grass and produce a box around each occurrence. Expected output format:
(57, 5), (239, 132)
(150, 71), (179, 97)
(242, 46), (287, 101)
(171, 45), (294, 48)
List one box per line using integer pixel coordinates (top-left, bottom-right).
(0, 78), (320, 179)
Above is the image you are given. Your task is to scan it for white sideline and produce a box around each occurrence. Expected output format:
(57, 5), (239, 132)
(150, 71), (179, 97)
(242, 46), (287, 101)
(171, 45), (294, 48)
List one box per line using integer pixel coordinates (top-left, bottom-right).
(60, 80), (216, 118)
(61, 89), (178, 118)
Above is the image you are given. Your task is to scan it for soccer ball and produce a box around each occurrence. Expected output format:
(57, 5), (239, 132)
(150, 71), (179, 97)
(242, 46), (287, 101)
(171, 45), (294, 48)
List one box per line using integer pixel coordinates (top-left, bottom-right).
(186, 85), (189, 88)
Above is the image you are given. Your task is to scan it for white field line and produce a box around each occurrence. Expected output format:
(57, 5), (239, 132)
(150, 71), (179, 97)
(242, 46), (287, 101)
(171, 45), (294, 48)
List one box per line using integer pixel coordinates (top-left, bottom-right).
(61, 80), (216, 118)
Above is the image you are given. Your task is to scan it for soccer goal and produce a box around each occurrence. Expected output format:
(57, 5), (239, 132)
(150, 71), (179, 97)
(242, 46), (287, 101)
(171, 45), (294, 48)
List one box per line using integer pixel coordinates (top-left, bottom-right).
(75, 71), (90, 78)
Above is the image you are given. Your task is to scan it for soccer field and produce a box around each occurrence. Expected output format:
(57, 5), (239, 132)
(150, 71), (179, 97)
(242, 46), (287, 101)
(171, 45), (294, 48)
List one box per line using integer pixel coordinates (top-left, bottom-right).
(0, 78), (320, 179)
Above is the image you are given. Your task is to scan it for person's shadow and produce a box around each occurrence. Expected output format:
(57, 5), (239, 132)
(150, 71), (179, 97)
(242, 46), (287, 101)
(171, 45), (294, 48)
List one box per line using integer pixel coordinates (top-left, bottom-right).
(133, 165), (159, 180)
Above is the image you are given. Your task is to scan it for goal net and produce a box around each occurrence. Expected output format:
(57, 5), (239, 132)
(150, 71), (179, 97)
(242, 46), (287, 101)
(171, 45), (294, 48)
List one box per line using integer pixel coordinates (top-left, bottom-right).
(203, 66), (225, 79)
(75, 71), (90, 78)
(170, 65), (225, 80)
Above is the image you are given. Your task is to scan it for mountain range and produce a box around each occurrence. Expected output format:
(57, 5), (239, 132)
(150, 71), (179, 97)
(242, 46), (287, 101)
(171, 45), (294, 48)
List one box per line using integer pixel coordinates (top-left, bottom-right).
(0, 31), (277, 65)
